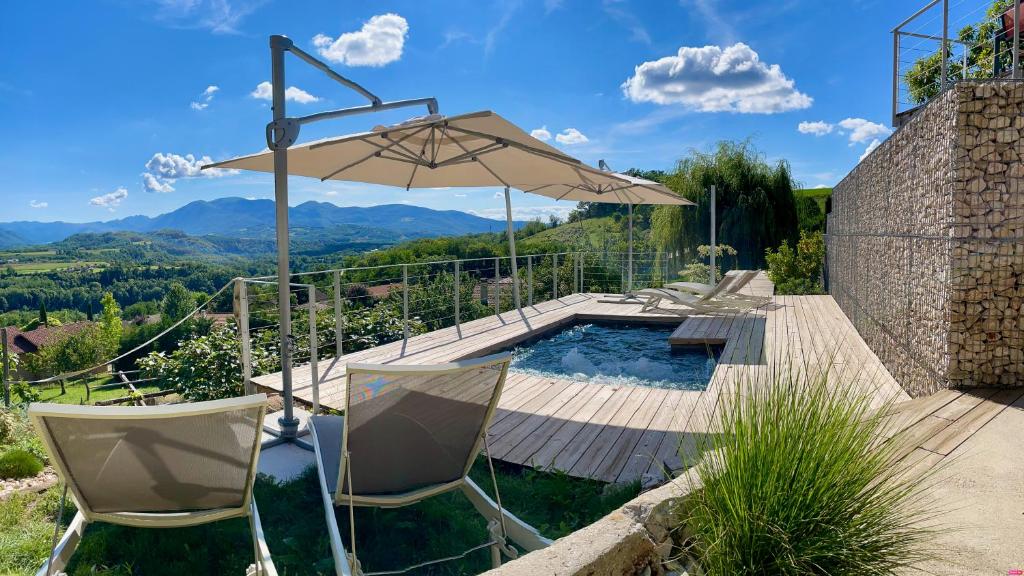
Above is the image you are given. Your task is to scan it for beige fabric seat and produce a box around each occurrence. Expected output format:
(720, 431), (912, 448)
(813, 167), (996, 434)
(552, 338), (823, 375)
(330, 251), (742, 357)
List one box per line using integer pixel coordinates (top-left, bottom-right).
(30, 395), (277, 576)
(308, 353), (551, 576)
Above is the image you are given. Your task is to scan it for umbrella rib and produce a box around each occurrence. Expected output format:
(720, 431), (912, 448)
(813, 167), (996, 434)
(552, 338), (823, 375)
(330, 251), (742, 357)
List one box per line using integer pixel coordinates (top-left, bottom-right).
(447, 131), (509, 187)
(435, 141), (506, 167)
(555, 184), (585, 201)
(319, 125), (432, 181)
(404, 127), (433, 190)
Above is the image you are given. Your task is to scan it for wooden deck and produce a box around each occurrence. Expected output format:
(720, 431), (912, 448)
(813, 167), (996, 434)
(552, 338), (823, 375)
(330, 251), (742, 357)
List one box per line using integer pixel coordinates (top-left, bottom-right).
(254, 273), (909, 483)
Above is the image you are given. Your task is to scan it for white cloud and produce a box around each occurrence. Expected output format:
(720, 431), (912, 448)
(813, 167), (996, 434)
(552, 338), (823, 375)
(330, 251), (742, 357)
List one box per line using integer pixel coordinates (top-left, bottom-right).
(797, 120), (833, 136)
(813, 184), (831, 189)
(453, 193), (467, 198)
(313, 14), (408, 66)
(142, 172), (175, 193)
(190, 84), (219, 111)
(838, 118), (892, 144)
(142, 152), (238, 193)
(90, 187), (128, 210)
(621, 43), (812, 113)
(28, 200), (47, 209)
(250, 81), (319, 104)
(859, 139), (881, 162)
(555, 128), (589, 145)
(544, 0), (564, 13)
(530, 126), (552, 141)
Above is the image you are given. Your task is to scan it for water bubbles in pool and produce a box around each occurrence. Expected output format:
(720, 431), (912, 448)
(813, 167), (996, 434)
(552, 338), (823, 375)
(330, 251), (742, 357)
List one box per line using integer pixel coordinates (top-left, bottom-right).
(509, 322), (716, 391)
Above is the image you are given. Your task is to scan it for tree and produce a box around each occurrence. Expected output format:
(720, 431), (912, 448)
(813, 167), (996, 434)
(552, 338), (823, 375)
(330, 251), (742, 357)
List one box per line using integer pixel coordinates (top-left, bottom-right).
(38, 301), (47, 326)
(651, 140), (799, 272)
(98, 292), (122, 358)
(161, 282), (195, 324)
(86, 300), (94, 321)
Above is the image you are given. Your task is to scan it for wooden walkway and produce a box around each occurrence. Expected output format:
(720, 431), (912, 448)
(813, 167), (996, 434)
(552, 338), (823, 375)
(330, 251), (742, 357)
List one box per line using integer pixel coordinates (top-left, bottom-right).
(254, 273), (909, 483)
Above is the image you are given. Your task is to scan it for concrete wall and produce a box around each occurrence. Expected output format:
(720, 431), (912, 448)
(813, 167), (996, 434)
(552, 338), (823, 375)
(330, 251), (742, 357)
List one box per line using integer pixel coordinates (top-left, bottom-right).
(828, 81), (1024, 397)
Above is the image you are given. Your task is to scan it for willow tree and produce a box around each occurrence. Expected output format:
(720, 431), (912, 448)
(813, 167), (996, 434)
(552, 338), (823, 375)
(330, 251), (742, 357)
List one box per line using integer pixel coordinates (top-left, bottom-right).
(651, 140), (799, 271)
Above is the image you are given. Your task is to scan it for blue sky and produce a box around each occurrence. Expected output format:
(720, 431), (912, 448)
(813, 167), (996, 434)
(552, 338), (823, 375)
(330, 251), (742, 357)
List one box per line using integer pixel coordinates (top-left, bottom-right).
(2, 0), (910, 223)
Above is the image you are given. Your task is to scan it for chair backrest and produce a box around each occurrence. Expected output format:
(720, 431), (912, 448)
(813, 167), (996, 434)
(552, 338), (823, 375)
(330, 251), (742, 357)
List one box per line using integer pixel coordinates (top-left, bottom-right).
(723, 270), (758, 294)
(340, 353), (510, 501)
(30, 394), (267, 522)
(703, 274), (738, 299)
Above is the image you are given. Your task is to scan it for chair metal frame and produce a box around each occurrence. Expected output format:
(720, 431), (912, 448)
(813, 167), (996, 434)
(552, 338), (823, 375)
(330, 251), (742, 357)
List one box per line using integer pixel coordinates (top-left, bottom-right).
(308, 353), (551, 576)
(29, 394), (278, 576)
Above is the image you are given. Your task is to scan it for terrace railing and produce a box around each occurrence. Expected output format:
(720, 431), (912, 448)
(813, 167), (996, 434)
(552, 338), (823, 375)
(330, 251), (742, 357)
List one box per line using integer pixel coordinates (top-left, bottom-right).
(234, 250), (674, 414)
(893, 0), (1024, 126)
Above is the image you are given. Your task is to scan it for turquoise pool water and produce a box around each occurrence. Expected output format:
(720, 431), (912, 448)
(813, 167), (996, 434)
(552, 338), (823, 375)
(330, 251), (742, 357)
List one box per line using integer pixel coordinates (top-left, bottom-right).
(508, 322), (718, 391)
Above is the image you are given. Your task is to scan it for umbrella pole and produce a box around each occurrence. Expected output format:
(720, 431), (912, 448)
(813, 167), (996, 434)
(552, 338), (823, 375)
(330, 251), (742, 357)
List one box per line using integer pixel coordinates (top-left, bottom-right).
(271, 36), (299, 440)
(627, 202), (633, 294)
(503, 187), (521, 311)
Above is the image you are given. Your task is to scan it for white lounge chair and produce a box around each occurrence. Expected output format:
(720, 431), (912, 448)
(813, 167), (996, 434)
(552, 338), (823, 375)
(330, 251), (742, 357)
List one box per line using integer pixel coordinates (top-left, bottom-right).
(308, 352), (551, 576)
(666, 269), (755, 297)
(29, 394), (277, 576)
(639, 284), (770, 315)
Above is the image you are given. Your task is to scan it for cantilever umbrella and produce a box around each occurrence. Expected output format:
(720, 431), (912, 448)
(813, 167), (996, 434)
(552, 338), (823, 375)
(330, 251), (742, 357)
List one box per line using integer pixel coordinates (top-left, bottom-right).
(207, 110), (632, 310)
(521, 165), (694, 296)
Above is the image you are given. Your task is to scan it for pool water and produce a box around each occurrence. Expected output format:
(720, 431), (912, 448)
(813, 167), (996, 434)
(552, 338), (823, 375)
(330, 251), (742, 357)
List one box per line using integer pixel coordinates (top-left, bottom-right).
(508, 322), (718, 391)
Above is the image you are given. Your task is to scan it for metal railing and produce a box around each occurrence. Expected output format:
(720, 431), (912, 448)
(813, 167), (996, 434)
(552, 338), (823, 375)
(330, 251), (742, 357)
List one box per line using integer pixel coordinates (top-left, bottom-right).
(893, 0), (1023, 126)
(234, 249), (675, 413)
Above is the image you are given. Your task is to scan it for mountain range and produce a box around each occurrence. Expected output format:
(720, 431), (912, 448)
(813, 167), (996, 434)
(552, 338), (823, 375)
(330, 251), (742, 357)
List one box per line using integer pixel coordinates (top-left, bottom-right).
(0, 197), (521, 248)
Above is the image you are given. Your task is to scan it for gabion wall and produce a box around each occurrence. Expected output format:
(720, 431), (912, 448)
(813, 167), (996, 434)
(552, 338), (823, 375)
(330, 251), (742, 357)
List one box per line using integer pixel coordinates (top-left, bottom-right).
(828, 82), (1024, 397)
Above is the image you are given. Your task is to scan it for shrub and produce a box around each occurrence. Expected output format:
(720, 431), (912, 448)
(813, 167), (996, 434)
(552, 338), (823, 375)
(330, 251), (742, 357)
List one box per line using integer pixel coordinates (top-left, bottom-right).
(765, 230), (825, 294)
(0, 449), (44, 479)
(139, 323), (255, 402)
(681, 368), (936, 575)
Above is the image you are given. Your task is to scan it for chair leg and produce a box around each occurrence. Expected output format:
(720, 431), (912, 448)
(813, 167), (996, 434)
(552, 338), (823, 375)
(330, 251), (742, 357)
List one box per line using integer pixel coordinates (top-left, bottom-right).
(309, 421), (355, 576)
(36, 511), (88, 576)
(249, 501), (278, 576)
(461, 478), (553, 553)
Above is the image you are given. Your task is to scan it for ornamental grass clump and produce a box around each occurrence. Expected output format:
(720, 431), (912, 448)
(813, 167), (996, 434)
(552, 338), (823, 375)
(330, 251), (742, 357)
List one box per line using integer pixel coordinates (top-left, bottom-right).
(682, 367), (938, 575)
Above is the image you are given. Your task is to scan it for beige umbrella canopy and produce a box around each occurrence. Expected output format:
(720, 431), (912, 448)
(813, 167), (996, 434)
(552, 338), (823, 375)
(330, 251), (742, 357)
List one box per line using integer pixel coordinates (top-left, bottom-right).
(206, 110), (630, 190)
(522, 172), (693, 206)
(521, 169), (694, 295)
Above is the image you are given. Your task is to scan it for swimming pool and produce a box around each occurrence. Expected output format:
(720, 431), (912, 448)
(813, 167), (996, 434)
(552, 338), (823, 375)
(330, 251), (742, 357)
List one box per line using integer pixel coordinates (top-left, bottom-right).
(508, 322), (718, 391)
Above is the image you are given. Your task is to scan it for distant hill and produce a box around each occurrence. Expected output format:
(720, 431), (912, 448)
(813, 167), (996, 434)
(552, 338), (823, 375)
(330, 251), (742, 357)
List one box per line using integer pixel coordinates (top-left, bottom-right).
(0, 198), (521, 248)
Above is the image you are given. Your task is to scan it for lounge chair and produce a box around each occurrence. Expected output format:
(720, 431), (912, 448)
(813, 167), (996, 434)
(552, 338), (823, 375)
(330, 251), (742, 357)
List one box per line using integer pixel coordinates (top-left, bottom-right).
(308, 353), (551, 576)
(29, 394), (277, 576)
(666, 269), (755, 297)
(638, 285), (770, 315)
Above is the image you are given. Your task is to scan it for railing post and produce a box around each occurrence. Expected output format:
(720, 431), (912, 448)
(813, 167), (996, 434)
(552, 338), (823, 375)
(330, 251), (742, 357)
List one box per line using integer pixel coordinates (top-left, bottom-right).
(235, 278), (254, 396)
(402, 264), (410, 341)
(527, 255), (533, 306)
(574, 252), (580, 294)
(494, 257), (501, 316)
(1015, 0), (1021, 78)
(940, 0), (948, 89)
(1, 327), (9, 408)
(552, 253), (558, 300)
(892, 31), (900, 126)
(333, 270), (343, 357)
(308, 284), (319, 415)
(454, 260), (461, 336)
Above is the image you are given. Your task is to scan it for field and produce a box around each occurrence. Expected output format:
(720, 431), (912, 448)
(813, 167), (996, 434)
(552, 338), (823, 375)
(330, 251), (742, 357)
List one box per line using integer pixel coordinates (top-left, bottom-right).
(7, 261), (106, 275)
(794, 187), (832, 212)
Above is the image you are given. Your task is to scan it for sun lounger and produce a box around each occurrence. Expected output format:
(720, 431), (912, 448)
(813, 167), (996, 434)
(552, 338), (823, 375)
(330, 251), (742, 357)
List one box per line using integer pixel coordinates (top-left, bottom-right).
(638, 285), (770, 315)
(308, 353), (551, 576)
(29, 394), (277, 576)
